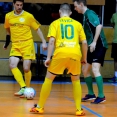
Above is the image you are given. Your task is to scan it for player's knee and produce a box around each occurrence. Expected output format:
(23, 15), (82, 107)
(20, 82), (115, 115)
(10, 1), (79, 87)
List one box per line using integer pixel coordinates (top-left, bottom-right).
(82, 68), (88, 76)
(9, 63), (17, 69)
(23, 67), (30, 73)
(92, 67), (99, 75)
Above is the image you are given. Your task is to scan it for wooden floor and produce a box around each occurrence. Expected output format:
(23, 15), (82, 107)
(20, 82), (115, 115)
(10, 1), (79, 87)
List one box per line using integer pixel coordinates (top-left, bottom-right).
(0, 81), (117, 117)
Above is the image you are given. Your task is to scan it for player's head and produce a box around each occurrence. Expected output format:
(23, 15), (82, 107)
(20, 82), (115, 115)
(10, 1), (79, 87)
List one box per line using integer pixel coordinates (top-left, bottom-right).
(73, 0), (87, 14)
(13, 0), (24, 14)
(59, 3), (72, 17)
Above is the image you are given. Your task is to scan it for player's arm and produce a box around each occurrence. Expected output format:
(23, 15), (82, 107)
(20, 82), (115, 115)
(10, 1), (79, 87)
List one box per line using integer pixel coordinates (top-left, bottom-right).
(44, 37), (55, 67)
(36, 28), (47, 50)
(93, 24), (102, 43)
(30, 14), (47, 50)
(89, 24), (102, 52)
(88, 12), (103, 52)
(110, 23), (115, 28)
(110, 14), (115, 28)
(47, 37), (55, 60)
(81, 40), (88, 64)
(3, 28), (11, 49)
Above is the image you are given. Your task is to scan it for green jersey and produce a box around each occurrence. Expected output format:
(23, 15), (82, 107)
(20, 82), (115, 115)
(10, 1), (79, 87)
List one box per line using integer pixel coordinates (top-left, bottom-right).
(83, 9), (108, 48)
(110, 13), (117, 43)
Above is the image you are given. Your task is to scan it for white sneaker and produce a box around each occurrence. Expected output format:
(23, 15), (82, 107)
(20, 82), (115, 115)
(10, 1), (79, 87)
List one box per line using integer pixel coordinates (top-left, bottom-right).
(14, 88), (25, 96)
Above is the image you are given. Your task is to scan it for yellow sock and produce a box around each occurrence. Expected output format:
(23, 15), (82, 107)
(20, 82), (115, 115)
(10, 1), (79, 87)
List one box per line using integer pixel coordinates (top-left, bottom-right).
(24, 70), (32, 87)
(38, 78), (52, 108)
(11, 67), (26, 88)
(72, 80), (82, 110)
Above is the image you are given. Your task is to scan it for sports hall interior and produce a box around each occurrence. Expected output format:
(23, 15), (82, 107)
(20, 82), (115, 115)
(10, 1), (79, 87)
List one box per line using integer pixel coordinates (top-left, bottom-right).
(0, 0), (117, 117)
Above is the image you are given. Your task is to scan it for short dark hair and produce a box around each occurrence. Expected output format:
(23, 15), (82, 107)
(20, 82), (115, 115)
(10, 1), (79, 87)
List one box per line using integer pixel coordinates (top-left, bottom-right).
(13, 0), (24, 4)
(73, 0), (87, 6)
(60, 3), (71, 12)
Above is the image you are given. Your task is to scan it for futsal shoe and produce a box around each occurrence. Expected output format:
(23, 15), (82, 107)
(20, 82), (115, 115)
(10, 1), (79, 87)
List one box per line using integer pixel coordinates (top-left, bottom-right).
(14, 88), (25, 96)
(108, 76), (117, 83)
(91, 96), (106, 104)
(30, 104), (44, 114)
(76, 109), (85, 116)
(82, 94), (96, 102)
(19, 94), (25, 98)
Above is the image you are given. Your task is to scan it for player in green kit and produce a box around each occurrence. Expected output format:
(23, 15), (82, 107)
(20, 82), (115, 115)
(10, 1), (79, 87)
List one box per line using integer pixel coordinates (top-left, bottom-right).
(108, 13), (117, 83)
(73, 0), (108, 104)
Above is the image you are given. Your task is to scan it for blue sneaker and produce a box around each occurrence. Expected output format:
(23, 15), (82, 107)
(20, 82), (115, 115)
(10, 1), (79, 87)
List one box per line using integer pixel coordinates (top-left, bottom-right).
(82, 94), (96, 102)
(91, 96), (106, 104)
(108, 76), (117, 83)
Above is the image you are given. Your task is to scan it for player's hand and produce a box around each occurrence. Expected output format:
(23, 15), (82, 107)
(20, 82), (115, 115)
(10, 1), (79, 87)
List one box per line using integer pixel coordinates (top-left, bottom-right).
(3, 44), (7, 50)
(89, 41), (96, 53)
(42, 42), (47, 50)
(44, 58), (51, 67)
(81, 58), (87, 64)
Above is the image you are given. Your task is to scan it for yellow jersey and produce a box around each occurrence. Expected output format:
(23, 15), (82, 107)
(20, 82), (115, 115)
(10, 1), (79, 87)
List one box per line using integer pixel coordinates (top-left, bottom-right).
(47, 16), (86, 60)
(4, 10), (40, 42)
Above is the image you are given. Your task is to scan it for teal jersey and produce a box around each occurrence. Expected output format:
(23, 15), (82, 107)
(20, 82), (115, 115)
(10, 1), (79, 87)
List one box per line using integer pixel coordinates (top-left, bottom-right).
(110, 13), (117, 43)
(83, 9), (108, 48)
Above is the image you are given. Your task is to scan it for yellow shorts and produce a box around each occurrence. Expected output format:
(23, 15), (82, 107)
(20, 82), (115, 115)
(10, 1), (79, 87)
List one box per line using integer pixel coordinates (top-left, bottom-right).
(10, 39), (35, 60)
(48, 58), (81, 75)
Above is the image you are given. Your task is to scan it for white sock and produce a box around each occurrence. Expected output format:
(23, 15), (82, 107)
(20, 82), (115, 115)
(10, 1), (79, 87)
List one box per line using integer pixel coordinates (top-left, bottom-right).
(115, 71), (117, 77)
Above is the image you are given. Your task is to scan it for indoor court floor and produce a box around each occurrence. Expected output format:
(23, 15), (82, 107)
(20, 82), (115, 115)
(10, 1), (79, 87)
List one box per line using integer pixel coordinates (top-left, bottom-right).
(0, 81), (117, 117)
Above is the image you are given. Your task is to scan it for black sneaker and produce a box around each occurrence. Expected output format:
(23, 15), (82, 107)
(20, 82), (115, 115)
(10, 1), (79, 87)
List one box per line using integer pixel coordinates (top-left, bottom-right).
(108, 76), (117, 83)
(82, 94), (96, 102)
(91, 96), (106, 104)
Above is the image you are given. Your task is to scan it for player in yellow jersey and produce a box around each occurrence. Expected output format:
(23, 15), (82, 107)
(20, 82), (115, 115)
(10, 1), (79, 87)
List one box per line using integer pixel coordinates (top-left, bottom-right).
(3, 0), (47, 97)
(30, 3), (87, 116)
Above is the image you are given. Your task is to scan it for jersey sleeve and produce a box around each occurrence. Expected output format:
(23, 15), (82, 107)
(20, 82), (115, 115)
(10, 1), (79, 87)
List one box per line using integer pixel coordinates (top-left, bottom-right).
(4, 14), (10, 29)
(30, 14), (41, 30)
(79, 24), (86, 42)
(47, 21), (56, 39)
(87, 11), (100, 27)
(110, 14), (115, 23)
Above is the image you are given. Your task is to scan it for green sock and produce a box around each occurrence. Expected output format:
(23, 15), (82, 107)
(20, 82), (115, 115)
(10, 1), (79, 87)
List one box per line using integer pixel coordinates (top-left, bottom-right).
(95, 76), (104, 98)
(84, 76), (94, 95)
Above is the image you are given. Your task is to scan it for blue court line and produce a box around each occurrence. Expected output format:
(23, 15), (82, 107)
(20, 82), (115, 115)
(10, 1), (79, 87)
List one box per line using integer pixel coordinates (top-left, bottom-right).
(112, 83), (117, 86)
(0, 80), (116, 85)
(81, 105), (103, 117)
(65, 97), (103, 117)
(0, 80), (71, 84)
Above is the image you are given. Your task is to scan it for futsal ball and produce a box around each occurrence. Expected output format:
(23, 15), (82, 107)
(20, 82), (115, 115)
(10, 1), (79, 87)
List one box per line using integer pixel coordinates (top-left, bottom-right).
(24, 87), (36, 100)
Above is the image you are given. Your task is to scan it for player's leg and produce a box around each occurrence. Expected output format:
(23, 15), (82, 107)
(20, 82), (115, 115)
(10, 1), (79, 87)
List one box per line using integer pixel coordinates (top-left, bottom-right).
(22, 39), (35, 88)
(23, 60), (32, 87)
(18, 60), (32, 98)
(114, 60), (117, 81)
(30, 71), (56, 113)
(82, 63), (96, 101)
(71, 75), (85, 116)
(9, 56), (26, 96)
(82, 49), (96, 101)
(91, 47), (106, 104)
(108, 43), (117, 82)
(39, 71), (56, 108)
(67, 57), (85, 116)
(91, 62), (106, 104)
(30, 58), (65, 113)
